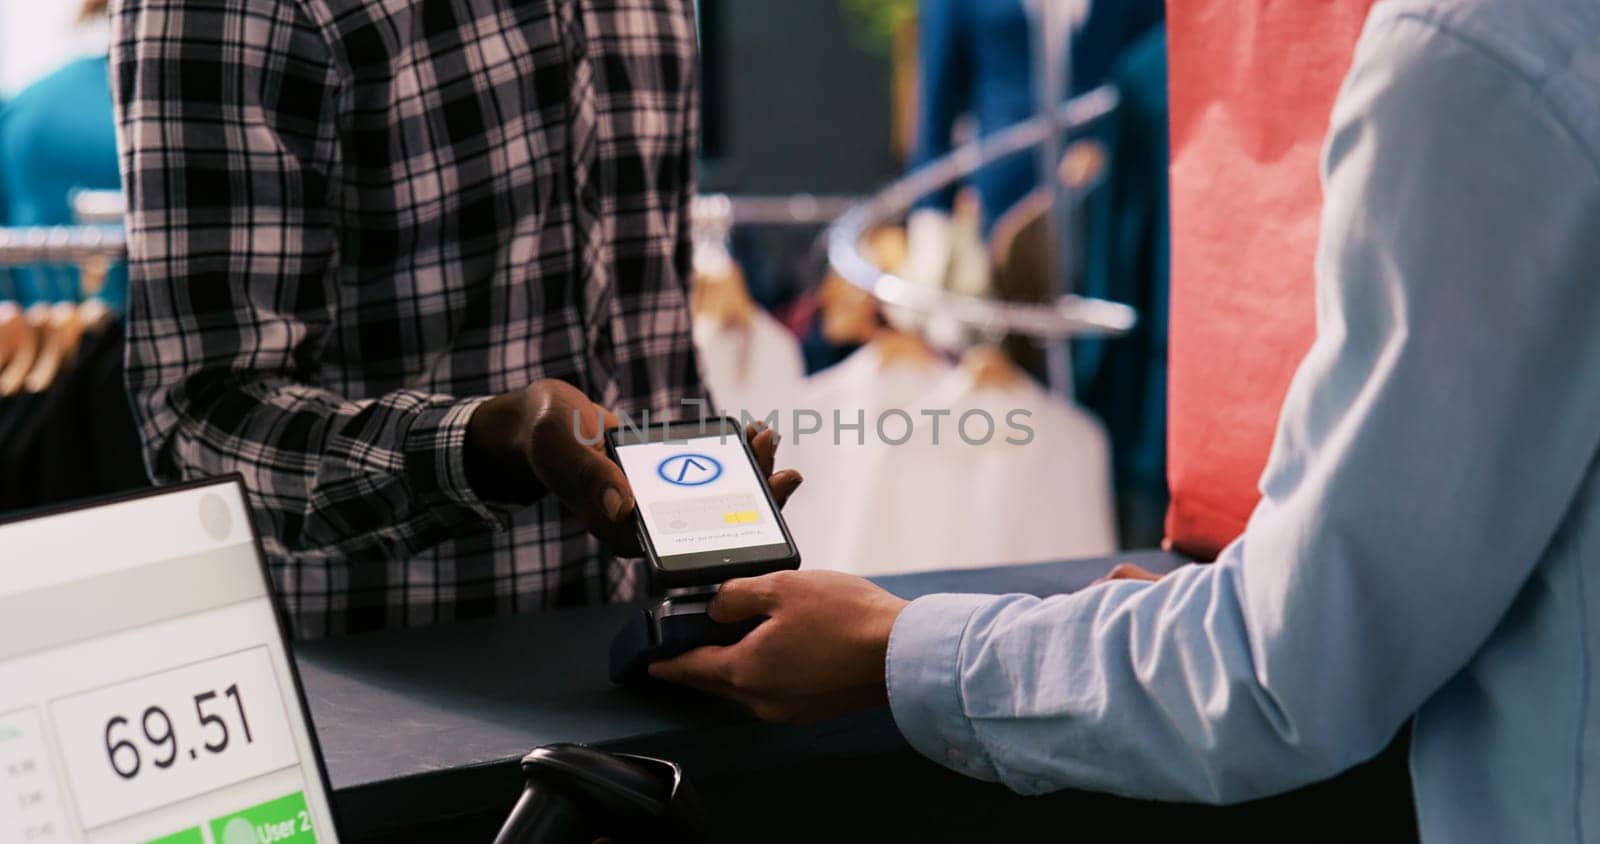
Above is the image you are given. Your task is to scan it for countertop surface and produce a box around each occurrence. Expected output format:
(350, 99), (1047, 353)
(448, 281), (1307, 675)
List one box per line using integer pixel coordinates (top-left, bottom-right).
(293, 552), (1187, 836)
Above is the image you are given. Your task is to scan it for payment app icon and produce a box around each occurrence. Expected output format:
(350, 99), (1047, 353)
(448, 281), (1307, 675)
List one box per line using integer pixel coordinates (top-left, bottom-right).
(657, 453), (724, 487)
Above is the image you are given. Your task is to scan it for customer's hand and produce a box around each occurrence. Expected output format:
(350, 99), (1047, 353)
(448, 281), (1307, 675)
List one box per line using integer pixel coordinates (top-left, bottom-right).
(465, 380), (802, 554)
(1093, 562), (1165, 586)
(649, 570), (909, 724)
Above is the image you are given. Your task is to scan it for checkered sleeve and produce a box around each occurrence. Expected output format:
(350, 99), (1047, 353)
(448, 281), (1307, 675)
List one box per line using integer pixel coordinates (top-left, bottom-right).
(112, 0), (509, 561)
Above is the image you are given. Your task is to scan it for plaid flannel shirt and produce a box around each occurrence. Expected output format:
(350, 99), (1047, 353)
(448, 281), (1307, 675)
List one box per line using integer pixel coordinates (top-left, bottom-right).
(111, 0), (706, 638)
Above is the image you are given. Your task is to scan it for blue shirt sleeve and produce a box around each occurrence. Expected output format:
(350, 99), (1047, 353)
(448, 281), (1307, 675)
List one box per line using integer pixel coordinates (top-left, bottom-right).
(887, 12), (1600, 804)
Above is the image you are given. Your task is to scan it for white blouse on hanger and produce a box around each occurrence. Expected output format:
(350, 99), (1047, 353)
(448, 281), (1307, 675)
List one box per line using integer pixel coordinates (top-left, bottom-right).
(780, 343), (953, 575)
(692, 311), (806, 423)
(836, 367), (1116, 576)
(785, 352), (1116, 576)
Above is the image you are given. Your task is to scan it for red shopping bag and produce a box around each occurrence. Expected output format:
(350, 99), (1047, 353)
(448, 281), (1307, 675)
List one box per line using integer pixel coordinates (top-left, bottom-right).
(1165, 1), (1378, 560)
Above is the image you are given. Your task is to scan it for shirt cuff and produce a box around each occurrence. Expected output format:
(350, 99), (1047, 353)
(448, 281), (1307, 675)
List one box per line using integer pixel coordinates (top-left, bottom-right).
(886, 592), (1002, 782)
(403, 396), (513, 528)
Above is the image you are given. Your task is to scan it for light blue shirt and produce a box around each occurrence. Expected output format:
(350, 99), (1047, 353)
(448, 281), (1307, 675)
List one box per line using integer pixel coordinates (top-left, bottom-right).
(886, 1), (1600, 841)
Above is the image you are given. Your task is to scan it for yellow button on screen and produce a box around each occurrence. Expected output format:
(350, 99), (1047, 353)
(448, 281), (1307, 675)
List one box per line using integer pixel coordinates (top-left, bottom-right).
(722, 511), (759, 525)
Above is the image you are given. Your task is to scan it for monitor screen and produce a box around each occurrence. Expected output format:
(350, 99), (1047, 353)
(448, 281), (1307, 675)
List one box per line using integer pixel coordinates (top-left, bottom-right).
(0, 479), (340, 844)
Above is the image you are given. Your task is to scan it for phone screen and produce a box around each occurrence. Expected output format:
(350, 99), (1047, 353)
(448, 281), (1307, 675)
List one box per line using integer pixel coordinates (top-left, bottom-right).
(613, 430), (792, 572)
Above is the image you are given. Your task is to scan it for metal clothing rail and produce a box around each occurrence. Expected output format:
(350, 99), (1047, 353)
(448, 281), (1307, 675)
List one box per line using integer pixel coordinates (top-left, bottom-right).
(825, 85), (1138, 342)
(0, 226), (127, 267)
(694, 194), (865, 230)
(62, 190), (858, 235)
(5, 194), (847, 270)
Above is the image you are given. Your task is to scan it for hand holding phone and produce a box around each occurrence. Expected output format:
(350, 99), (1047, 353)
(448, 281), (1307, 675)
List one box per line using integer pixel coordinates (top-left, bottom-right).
(608, 417), (802, 588)
(607, 418), (802, 684)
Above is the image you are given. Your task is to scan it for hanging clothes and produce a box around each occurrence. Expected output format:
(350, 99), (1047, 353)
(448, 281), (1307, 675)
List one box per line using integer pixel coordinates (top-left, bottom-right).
(692, 309), (806, 423)
(0, 54), (126, 310)
(1075, 26), (1171, 547)
(913, 0), (1165, 231)
(0, 319), (148, 515)
(782, 343), (1116, 575)
(781, 341), (952, 573)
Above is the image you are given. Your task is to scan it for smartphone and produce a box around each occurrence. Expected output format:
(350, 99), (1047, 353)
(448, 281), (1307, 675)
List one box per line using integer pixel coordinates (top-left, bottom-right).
(607, 416), (801, 588)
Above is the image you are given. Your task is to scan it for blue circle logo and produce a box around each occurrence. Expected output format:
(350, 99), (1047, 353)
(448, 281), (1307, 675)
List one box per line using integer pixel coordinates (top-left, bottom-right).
(657, 453), (724, 487)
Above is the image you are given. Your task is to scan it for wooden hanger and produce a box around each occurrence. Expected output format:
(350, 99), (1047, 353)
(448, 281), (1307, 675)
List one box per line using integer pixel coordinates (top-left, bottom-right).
(23, 302), (84, 393)
(19, 259), (115, 394)
(817, 271), (881, 346)
(0, 302), (25, 373)
(79, 257), (111, 300)
(690, 261), (758, 330)
(817, 224), (921, 348)
(1057, 138), (1108, 193)
(863, 225), (909, 273)
(0, 304), (48, 397)
(874, 327), (940, 371)
(961, 343), (1024, 390)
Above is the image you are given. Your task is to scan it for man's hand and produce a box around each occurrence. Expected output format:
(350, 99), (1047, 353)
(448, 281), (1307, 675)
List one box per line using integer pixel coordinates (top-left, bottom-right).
(465, 380), (801, 554)
(649, 571), (909, 724)
(745, 421), (804, 511)
(465, 379), (634, 548)
(1093, 562), (1165, 586)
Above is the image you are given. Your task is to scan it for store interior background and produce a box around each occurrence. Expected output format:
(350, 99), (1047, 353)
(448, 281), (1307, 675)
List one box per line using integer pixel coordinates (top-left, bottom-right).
(0, 0), (1171, 560)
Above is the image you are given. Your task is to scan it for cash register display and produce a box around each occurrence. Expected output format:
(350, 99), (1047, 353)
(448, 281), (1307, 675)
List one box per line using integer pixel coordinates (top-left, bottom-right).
(0, 480), (340, 844)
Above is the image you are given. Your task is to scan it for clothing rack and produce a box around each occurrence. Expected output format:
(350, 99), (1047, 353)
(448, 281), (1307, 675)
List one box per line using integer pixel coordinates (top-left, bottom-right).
(0, 225), (127, 267)
(825, 84), (1137, 343)
(0, 219), (147, 513)
(4, 197), (842, 269)
(6, 177), (1135, 341)
(693, 194), (864, 235)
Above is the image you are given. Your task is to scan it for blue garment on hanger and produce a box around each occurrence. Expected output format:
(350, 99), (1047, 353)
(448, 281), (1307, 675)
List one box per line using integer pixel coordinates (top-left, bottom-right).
(0, 55), (126, 311)
(913, 0), (1163, 231)
(1075, 27), (1170, 543)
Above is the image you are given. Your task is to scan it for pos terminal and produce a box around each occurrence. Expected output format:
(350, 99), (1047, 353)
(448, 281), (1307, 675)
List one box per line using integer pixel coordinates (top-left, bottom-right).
(605, 418), (802, 684)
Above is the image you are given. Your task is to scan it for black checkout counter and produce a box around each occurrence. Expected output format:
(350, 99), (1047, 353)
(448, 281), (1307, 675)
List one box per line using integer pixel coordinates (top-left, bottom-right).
(296, 553), (1417, 842)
